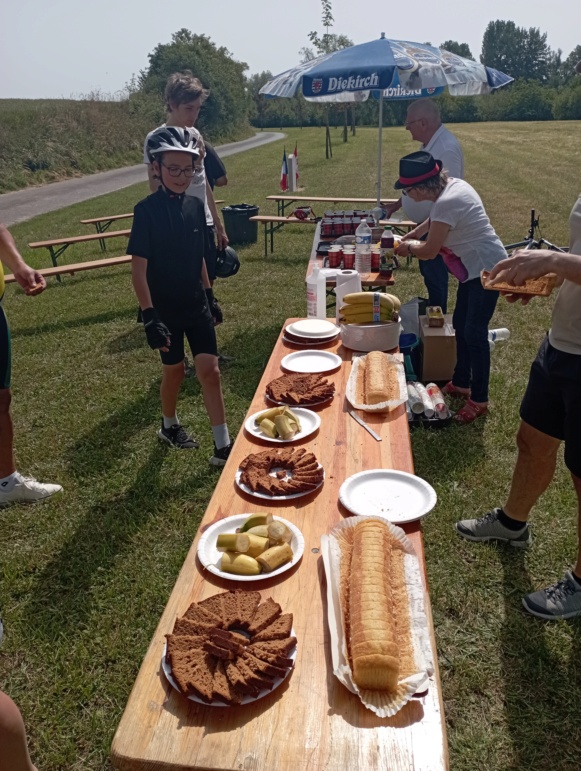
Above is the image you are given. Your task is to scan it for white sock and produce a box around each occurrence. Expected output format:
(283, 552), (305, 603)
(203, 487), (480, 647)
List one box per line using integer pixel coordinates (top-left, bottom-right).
(212, 424), (230, 450)
(0, 472), (19, 491)
(163, 415), (179, 429)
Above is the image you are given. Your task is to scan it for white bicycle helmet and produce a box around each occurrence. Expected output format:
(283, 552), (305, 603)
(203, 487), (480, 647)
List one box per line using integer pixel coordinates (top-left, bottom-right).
(146, 126), (200, 163)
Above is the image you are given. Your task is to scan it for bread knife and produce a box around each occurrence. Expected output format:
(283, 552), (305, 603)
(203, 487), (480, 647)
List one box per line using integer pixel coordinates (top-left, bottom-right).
(349, 410), (382, 441)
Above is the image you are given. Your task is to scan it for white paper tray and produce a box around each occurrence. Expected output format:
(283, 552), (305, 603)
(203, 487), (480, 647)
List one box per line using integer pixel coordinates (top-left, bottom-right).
(345, 352), (407, 412)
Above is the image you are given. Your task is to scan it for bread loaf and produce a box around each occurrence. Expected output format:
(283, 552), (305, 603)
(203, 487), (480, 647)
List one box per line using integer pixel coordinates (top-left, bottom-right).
(364, 351), (390, 404)
(348, 520), (399, 690)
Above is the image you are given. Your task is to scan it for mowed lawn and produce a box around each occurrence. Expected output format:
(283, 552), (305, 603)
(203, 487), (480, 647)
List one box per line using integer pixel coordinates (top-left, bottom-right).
(1, 122), (580, 771)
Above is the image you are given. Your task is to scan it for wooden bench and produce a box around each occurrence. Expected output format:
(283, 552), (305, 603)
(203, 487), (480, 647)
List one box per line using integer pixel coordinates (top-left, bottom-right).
(266, 194), (398, 217)
(28, 229), (131, 281)
(4, 254), (132, 285)
(251, 215), (417, 257)
(80, 213), (134, 249)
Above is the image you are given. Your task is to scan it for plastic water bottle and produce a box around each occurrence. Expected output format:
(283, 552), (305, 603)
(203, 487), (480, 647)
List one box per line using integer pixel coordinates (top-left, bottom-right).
(355, 219), (372, 275)
(488, 328), (510, 342)
(306, 264), (326, 319)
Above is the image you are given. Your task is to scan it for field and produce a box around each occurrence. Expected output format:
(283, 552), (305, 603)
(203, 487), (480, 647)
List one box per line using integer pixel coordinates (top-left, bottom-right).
(1, 122), (580, 771)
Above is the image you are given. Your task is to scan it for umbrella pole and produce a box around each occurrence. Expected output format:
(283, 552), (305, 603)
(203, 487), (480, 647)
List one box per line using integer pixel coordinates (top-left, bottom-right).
(376, 90), (383, 205)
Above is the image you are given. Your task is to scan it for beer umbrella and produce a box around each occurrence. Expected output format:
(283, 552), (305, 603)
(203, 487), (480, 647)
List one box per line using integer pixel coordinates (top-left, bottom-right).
(260, 33), (513, 201)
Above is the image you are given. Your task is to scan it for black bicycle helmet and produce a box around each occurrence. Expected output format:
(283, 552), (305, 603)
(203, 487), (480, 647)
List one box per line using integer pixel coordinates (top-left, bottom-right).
(146, 126), (200, 163)
(215, 246), (240, 278)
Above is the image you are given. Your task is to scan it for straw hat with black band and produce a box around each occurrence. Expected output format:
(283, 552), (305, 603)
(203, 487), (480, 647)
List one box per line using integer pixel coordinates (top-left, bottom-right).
(394, 151), (444, 257)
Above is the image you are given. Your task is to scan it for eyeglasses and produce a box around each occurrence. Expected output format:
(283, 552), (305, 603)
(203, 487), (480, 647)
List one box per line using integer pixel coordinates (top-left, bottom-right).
(161, 163), (196, 178)
(404, 118), (422, 128)
(401, 187), (415, 196)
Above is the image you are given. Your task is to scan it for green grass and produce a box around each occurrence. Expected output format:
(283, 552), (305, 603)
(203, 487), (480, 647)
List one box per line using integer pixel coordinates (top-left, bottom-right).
(1, 122), (581, 771)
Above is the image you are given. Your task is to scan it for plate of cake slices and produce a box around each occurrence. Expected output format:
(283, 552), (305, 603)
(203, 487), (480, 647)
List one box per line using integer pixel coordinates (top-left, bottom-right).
(265, 372), (336, 406)
(197, 514), (305, 582)
(338, 469), (437, 524)
(162, 589), (297, 706)
(236, 447), (325, 500)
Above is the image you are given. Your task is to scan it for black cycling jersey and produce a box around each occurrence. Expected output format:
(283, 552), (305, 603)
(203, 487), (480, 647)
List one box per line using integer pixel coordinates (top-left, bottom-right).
(127, 188), (212, 326)
(203, 142), (227, 190)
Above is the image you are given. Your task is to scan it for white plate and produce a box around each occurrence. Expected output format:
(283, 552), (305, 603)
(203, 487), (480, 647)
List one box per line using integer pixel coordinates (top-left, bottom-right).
(338, 469), (437, 524)
(245, 407), (321, 443)
(161, 634), (297, 706)
(236, 468), (324, 500)
(281, 350), (342, 374)
(197, 514), (305, 581)
(286, 319), (339, 339)
(283, 334), (338, 348)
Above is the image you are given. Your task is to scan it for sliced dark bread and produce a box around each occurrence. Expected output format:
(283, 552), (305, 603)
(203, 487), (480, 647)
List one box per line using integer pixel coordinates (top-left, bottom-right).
(172, 616), (216, 637)
(252, 613), (293, 642)
(183, 601), (223, 627)
(169, 649), (212, 695)
(197, 592), (228, 625)
(225, 660), (261, 697)
(165, 634), (206, 665)
(203, 641), (235, 660)
(246, 643), (294, 668)
(235, 589), (261, 628)
(246, 597), (282, 634)
(241, 650), (287, 680)
(212, 659), (243, 706)
(209, 628), (246, 655)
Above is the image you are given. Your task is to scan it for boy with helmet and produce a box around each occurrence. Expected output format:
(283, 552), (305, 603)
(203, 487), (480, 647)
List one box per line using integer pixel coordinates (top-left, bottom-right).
(128, 126), (233, 465)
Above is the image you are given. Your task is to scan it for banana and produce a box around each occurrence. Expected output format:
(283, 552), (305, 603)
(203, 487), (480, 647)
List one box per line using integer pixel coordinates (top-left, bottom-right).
(239, 513), (273, 532)
(259, 418), (277, 438)
(267, 520), (293, 545)
(283, 407), (301, 432)
(220, 552), (262, 576)
(216, 533), (251, 553)
(274, 415), (297, 440)
(254, 406), (287, 425)
(343, 292), (401, 311)
(245, 534), (270, 558)
(341, 306), (393, 318)
(246, 525), (270, 538)
(340, 311), (393, 324)
(256, 543), (294, 572)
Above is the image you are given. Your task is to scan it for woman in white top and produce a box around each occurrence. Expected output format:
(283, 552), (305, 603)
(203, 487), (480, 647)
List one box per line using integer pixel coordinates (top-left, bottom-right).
(394, 151), (506, 424)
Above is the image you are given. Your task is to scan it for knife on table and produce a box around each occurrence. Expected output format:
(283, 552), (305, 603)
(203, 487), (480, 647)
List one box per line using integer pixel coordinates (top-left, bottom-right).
(349, 410), (382, 442)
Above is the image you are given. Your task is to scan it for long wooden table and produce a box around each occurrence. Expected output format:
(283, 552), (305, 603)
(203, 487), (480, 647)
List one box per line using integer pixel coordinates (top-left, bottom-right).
(111, 323), (448, 771)
(266, 194), (398, 217)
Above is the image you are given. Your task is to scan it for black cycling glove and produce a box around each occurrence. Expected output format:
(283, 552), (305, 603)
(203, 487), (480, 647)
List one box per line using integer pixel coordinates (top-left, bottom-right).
(205, 288), (223, 325)
(141, 307), (170, 350)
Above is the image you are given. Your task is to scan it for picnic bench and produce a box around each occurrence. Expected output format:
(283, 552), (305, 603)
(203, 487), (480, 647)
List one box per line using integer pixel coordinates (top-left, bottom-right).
(28, 229), (131, 282)
(267, 194), (398, 217)
(4, 255), (132, 285)
(252, 214), (417, 257)
(110, 320), (448, 771)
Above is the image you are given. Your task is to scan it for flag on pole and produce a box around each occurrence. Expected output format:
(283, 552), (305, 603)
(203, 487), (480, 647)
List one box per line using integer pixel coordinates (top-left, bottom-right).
(280, 148), (288, 191)
(294, 142), (299, 184)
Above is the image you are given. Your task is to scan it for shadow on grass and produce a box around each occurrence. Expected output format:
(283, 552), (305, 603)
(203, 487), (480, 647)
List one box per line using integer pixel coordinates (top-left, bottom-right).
(498, 550), (581, 771)
(410, 419), (487, 487)
(11, 307), (135, 339)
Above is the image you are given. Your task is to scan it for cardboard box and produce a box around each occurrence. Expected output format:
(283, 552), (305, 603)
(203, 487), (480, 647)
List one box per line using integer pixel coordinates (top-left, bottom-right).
(419, 314), (456, 382)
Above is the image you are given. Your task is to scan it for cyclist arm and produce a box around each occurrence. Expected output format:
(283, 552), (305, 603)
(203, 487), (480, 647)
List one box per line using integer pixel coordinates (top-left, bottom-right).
(488, 249), (581, 287)
(0, 223), (46, 295)
(206, 182), (228, 249)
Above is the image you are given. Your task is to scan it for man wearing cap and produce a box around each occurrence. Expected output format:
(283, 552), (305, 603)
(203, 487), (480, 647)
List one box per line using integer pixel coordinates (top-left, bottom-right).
(384, 99), (464, 312)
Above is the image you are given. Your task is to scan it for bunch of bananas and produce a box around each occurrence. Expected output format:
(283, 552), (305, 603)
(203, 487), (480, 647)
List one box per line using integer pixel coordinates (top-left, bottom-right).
(339, 292), (401, 324)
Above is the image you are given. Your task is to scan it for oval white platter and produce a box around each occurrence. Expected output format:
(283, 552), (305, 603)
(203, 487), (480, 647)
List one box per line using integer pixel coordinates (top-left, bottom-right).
(236, 469), (324, 501)
(280, 350), (342, 374)
(161, 634), (297, 706)
(286, 319), (339, 338)
(338, 469), (437, 524)
(245, 407), (321, 443)
(197, 513), (305, 582)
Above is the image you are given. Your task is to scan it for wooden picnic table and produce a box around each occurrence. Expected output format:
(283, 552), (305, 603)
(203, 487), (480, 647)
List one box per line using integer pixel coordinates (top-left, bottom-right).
(110, 321), (448, 771)
(80, 202), (226, 239)
(266, 194), (398, 217)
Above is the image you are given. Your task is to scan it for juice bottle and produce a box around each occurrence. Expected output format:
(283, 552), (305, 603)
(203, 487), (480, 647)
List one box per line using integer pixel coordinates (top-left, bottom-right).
(380, 226), (394, 275)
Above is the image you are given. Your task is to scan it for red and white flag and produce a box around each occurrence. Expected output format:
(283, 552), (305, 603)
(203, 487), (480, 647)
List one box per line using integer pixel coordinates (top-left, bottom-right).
(294, 142), (299, 184)
(280, 148), (288, 191)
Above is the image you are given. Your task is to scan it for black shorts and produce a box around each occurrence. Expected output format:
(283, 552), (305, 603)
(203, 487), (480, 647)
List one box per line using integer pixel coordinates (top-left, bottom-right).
(159, 316), (218, 366)
(0, 302), (11, 390)
(205, 225), (217, 282)
(520, 336), (581, 478)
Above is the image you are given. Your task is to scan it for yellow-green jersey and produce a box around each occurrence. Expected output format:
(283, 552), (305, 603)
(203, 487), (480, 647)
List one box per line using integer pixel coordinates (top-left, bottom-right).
(0, 261), (4, 299)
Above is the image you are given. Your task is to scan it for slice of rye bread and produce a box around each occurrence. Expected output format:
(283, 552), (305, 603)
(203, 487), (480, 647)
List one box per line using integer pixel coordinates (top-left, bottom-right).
(235, 589), (261, 627)
(248, 637), (297, 657)
(252, 613), (293, 642)
(233, 657), (275, 691)
(203, 640), (236, 660)
(172, 616), (216, 637)
(224, 660), (261, 697)
(212, 659), (243, 706)
(210, 628), (248, 653)
(197, 593), (228, 625)
(221, 590), (243, 628)
(165, 634), (206, 664)
(186, 654), (218, 703)
(169, 649), (212, 695)
(241, 650), (288, 680)
(183, 601), (223, 627)
(245, 643), (294, 668)
(246, 597), (282, 634)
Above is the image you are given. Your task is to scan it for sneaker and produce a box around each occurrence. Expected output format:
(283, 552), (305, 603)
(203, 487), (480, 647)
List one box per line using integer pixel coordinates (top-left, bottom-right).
(157, 423), (199, 449)
(455, 508), (531, 548)
(218, 352), (236, 364)
(0, 473), (63, 506)
(210, 442), (233, 467)
(522, 571), (581, 620)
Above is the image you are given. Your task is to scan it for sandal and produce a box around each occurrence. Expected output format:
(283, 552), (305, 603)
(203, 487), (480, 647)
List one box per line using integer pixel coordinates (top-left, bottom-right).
(453, 399), (489, 424)
(442, 381), (471, 399)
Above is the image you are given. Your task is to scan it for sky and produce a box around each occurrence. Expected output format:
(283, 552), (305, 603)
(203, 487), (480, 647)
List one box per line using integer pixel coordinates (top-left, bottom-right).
(1, 0), (580, 99)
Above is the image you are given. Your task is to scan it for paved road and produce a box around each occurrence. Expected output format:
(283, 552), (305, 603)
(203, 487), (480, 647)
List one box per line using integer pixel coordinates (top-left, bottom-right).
(0, 131), (285, 226)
